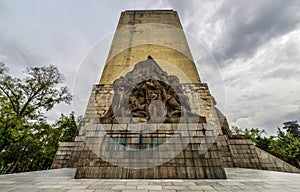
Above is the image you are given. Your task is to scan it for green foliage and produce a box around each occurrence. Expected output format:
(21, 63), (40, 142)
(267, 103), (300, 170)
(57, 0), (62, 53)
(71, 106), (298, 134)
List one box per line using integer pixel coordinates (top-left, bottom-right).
(267, 128), (300, 168)
(231, 121), (300, 168)
(0, 113), (79, 174)
(282, 121), (300, 138)
(230, 125), (244, 135)
(243, 128), (266, 143)
(0, 62), (6, 76)
(230, 126), (266, 143)
(0, 63), (78, 174)
(0, 64), (72, 119)
(55, 112), (81, 142)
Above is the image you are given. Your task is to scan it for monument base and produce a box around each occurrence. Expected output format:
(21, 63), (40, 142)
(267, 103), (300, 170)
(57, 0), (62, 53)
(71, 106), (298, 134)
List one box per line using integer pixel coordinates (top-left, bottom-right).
(73, 123), (226, 179)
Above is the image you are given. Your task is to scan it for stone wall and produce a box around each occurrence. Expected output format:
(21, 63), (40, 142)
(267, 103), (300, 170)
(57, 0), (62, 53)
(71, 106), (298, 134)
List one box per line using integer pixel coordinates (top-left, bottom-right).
(217, 136), (300, 174)
(217, 136), (234, 168)
(255, 146), (300, 173)
(74, 123), (226, 179)
(227, 139), (261, 169)
(51, 141), (83, 169)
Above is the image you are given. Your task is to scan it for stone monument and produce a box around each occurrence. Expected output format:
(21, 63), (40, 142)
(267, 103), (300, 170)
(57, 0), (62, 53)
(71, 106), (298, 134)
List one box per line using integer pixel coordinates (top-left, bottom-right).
(51, 10), (300, 179)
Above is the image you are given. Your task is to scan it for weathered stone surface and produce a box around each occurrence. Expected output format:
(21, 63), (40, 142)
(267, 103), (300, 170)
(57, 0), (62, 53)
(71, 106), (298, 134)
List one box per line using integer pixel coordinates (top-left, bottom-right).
(100, 10), (201, 84)
(51, 141), (83, 169)
(100, 59), (206, 124)
(255, 146), (300, 173)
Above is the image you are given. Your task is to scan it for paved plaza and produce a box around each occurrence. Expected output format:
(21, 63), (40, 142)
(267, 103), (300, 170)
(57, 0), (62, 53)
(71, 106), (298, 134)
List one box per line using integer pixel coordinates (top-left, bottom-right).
(0, 168), (299, 191)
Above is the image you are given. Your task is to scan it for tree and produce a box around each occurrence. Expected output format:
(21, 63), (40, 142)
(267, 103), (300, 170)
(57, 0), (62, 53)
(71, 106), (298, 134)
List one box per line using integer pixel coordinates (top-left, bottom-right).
(0, 112), (80, 174)
(55, 112), (80, 142)
(268, 128), (300, 168)
(0, 62), (6, 75)
(0, 63), (75, 174)
(282, 121), (300, 138)
(0, 64), (72, 150)
(230, 126), (266, 140)
(243, 128), (266, 143)
(230, 125), (244, 135)
(0, 64), (72, 119)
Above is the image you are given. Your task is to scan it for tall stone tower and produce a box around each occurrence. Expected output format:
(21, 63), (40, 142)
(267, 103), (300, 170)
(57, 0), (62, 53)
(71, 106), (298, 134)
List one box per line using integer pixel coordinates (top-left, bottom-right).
(100, 10), (200, 84)
(51, 10), (300, 179)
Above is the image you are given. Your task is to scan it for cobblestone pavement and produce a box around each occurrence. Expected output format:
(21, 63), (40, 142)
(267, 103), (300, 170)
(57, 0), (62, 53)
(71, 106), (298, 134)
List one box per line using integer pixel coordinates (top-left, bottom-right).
(0, 168), (299, 192)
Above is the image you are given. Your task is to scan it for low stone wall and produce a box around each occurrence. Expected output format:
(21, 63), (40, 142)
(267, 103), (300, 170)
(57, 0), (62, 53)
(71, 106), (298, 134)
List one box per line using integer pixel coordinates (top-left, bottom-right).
(217, 136), (234, 168)
(218, 137), (300, 174)
(227, 139), (261, 169)
(255, 146), (300, 173)
(51, 141), (83, 169)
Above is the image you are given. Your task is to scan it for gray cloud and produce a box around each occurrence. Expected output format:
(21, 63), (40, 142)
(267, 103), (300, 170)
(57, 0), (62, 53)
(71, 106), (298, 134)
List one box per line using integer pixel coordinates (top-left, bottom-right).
(168, 0), (300, 67)
(263, 67), (300, 79)
(217, 0), (300, 60)
(1, 0), (299, 135)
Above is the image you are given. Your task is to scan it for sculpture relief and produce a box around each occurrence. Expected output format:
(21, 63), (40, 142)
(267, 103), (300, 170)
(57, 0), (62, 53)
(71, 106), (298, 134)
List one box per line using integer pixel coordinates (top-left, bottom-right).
(100, 57), (206, 124)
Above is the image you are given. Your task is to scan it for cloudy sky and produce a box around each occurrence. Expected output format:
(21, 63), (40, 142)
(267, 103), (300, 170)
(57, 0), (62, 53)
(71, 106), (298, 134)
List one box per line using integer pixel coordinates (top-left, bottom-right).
(0, 0), (299, 135)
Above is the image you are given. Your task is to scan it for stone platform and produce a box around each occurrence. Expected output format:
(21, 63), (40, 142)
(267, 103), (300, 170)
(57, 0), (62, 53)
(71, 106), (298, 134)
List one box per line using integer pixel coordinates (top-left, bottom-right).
(1, 168), (299, 192)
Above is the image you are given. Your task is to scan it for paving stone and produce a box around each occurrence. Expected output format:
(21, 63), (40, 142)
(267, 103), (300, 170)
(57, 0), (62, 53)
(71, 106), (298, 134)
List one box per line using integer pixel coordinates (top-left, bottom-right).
(188, 185), (215, 190)
(149, 190), (176, 192)
(177, 191), (205, 192)
(172, 181), (196, 186)
(137, 185), (162, 190)
(121, 190), (147, 192)
(162, 185), (188, 190)
(94, 190), (121, 192)
(111, 185), (137, 190)
(0, 168), (299, 191)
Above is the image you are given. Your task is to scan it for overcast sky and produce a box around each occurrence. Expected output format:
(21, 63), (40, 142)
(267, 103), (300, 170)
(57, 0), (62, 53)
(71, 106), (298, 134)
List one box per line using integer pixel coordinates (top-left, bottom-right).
(0, 0), (299, 135)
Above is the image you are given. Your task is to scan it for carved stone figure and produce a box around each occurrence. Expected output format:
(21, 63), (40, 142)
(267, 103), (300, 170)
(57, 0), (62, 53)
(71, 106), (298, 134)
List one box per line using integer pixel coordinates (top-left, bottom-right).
(100, 57), (206, 124)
